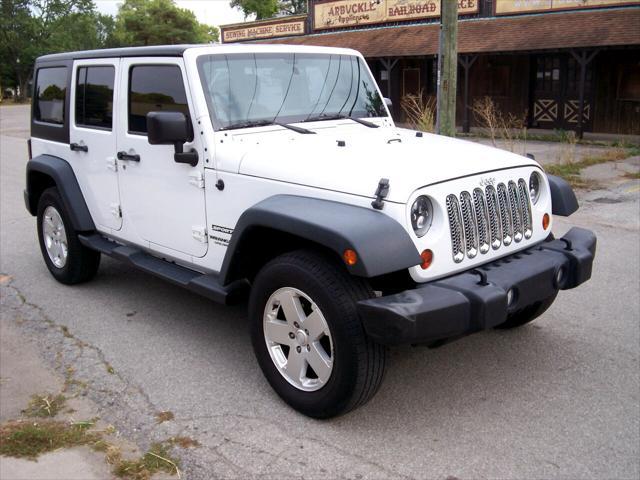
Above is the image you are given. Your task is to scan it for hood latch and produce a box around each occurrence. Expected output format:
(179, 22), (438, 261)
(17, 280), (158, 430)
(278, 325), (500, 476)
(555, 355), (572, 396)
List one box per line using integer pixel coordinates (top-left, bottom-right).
(371, 178), (390, 210)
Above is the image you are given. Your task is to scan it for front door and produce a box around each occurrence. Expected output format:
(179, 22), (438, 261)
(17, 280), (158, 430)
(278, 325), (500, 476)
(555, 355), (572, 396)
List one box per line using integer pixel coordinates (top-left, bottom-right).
(116, 58), (208, 258)
(531, 54), (594, 131)
(69, 59), (121, 231)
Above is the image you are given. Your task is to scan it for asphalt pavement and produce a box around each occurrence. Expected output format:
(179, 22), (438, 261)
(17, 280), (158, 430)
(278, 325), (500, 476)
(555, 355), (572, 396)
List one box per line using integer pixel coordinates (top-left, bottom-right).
(1, 104), (639, 479)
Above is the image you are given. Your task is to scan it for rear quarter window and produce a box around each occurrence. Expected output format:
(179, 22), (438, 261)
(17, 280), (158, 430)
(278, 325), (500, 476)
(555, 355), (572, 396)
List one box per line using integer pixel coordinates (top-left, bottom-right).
(34, 67), (68, 125)
(75, 66), (115, 130)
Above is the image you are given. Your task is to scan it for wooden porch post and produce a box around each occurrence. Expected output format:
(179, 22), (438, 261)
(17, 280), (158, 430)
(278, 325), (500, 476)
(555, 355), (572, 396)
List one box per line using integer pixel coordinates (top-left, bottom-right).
(459, 54), (478, 134)
(570, 49), (599, 139)
(379, 57), (399, 99)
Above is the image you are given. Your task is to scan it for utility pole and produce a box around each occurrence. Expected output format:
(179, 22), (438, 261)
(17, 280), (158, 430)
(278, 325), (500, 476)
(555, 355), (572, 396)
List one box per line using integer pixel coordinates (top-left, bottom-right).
(436, 0), (458, 137)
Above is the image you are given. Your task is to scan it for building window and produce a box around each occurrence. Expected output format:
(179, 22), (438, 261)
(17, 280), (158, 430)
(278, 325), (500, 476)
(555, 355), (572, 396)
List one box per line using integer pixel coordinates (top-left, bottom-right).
(34, 67), (67, 125)
(618, 65), (640, 101)
(75, 66), (115, 130)
(536, 57), (561, 94)
(128, 65), (189, 135)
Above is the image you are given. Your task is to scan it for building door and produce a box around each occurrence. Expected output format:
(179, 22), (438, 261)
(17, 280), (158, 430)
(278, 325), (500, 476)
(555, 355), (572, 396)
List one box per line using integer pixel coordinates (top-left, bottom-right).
(531, 54), (594, 131)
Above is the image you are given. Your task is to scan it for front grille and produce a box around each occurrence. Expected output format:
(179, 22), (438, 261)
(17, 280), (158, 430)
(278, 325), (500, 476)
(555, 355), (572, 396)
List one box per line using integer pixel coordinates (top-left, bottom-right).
(447, 178), (533, 263)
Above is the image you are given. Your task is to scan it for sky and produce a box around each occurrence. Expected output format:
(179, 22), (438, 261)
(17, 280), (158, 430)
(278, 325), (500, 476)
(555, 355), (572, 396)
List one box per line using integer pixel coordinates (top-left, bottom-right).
(93, 0), (253, 29)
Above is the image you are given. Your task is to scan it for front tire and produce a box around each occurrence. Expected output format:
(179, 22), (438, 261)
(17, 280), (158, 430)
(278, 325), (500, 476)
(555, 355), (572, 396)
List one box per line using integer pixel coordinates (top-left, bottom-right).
(249, 250), (386, 418)
(37, 187), (100, 285)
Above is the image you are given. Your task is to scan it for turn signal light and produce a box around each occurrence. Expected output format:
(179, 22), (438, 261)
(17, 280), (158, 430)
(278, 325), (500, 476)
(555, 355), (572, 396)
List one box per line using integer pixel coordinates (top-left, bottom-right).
(343, 249), (358, 266)
(420, 249), (433, 270)
(542, 213), (551, 230)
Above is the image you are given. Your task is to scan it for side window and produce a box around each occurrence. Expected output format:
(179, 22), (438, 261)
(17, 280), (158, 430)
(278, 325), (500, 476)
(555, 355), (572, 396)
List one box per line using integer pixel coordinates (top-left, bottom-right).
(128, 65), (189, 135)
(34, 67), (67, 125)
(75, 66), (115, 129)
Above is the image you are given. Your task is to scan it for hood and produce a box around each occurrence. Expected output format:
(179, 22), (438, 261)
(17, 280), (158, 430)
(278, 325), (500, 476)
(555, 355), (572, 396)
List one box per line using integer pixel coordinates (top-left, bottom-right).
(222, 123), (539, 204)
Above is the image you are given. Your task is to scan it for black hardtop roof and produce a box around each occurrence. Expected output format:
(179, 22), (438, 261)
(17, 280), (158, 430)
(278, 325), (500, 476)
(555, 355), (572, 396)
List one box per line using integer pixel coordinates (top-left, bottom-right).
(36, 44), (213, 63)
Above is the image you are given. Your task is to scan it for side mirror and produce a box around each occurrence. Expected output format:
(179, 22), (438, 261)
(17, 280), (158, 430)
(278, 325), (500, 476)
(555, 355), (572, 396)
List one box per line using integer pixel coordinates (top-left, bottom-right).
(383, 97), (393, 109)
(146, 111), (198, 167)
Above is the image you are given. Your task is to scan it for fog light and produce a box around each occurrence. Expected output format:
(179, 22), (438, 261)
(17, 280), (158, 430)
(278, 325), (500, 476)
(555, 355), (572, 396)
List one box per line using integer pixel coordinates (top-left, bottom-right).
(420, 249), (433, 270)
(555, 267), (565, 287)
(506, 288), (517, 307)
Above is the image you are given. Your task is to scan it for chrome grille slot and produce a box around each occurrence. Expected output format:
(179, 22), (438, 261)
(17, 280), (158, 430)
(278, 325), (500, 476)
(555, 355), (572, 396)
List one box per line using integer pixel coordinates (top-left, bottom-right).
(518, 179), (533, 239)
(485, 185), (502, 250)
(446, 194), (465, 263)
(473, 188), (490, 254)
(497, 183), (513, 246)
(445, 176), (535, 263)
(508, 180), (523, 242)
(459, 191), (478, 258)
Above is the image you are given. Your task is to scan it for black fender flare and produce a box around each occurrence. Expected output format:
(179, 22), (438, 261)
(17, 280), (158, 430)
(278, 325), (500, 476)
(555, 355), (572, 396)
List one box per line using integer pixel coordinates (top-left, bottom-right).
(547, 174), (579, 216)
(219, 195), (421, 284)
(25, 154), (95, 232)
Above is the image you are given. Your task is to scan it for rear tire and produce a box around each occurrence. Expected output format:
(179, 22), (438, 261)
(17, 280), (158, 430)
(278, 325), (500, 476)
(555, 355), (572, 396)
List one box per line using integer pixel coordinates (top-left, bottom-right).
(37, 187), (100, 285)
(495, 292), (558, 329)
(249, 249), (386, 418)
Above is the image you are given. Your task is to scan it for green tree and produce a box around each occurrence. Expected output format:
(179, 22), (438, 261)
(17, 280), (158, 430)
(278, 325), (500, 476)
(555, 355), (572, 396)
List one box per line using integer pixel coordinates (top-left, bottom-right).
(110, 0), (219, 47)
(231, 0), (279, 20)
(0, 0), (106, 99)
(279, 0), (307, 15)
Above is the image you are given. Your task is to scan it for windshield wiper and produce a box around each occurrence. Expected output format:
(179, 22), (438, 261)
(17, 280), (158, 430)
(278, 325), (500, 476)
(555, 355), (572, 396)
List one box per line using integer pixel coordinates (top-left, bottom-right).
(219, 119), (274, 131)
(275, 122), (316, 134)
(304, 114), (379, 128)
(219, 119), (315, 134)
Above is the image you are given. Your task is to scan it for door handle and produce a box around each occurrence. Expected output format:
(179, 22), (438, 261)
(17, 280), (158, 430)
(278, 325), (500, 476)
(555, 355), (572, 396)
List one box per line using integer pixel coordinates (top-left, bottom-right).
(70, 143), (88, 152)
(117, 151), (140, 162)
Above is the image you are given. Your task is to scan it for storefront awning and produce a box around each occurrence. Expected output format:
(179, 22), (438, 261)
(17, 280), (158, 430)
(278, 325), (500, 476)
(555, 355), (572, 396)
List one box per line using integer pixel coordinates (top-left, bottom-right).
(258, 8), (640, 57)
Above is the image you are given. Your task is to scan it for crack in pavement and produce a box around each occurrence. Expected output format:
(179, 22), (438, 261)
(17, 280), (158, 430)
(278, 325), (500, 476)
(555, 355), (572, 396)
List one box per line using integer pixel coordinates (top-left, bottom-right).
(1, 277), (413, 480)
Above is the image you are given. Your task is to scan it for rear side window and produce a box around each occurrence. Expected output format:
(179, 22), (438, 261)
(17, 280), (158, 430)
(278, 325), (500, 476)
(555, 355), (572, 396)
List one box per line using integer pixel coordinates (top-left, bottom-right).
(34, 67), (67, 125)
(128, 65), (189, 135)
(75, 66), (115, 129)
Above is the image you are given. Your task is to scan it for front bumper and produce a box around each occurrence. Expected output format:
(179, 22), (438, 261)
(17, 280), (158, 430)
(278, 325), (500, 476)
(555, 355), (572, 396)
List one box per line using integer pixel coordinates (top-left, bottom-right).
(358, 227), (596, 346)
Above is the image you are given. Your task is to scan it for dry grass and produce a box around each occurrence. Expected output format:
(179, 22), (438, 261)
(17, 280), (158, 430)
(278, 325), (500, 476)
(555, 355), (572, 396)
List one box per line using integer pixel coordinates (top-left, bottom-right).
(546, 147), (634, 188)
(22, 394), (67, 418)
(401, 91), (436, 133)
(155, 411), (174, 423)
(112, 442), (181, 480)
(471, 96), (528, 153)
(0, 419), (100, 459)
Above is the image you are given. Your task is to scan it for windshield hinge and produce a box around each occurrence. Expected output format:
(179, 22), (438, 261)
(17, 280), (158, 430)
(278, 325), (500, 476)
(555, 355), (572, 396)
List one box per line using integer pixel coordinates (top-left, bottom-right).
(192, 226), (208, 243)
(371, 178), (390, 210)
(189, 171), (205, 189)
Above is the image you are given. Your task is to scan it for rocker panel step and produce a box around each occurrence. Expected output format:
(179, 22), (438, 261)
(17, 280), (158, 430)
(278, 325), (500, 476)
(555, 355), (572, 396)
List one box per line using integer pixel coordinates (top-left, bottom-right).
(78, 234), (248, 304)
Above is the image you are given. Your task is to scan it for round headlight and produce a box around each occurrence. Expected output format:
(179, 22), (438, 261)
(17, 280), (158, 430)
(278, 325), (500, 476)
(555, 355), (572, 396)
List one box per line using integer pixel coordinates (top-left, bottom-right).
(411, 196), (433, 237)
(529, 172), (542, 204)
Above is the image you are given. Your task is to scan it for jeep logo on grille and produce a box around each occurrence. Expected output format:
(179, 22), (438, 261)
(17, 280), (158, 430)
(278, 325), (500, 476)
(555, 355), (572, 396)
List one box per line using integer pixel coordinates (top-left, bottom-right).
(479, 177), (496, 187)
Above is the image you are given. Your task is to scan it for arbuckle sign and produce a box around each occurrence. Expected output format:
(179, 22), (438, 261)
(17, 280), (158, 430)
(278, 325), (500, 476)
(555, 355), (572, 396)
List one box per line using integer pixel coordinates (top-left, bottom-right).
(221, 16), (306, 43)
(314, 0), (478, 30)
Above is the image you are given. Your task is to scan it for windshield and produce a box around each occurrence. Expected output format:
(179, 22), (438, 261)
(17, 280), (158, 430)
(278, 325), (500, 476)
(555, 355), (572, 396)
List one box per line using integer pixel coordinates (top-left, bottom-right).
(197, 53), (387, 130)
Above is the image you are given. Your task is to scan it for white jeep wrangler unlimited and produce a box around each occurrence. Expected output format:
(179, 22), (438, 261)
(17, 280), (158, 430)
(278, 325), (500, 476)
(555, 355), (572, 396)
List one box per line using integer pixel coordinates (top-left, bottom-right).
(25, 44), (596, 418)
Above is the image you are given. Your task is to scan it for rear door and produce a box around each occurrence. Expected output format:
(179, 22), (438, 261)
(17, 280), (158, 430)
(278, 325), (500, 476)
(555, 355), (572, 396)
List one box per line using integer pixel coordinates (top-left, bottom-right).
(116, 58), (208, 258)
(69, 59), (121, 231)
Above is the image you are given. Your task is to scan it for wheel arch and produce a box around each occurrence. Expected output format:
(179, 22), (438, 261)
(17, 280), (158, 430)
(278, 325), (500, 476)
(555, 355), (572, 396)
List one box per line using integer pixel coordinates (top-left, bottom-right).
(219, 195), (421, 285)
(25, 154), (95, 232)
